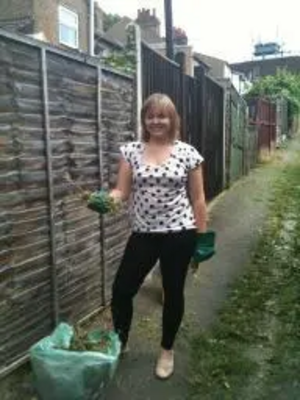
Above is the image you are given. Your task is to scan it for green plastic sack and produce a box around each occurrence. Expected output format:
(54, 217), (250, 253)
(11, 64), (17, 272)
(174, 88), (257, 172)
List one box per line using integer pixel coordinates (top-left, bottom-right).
(30, 323), (121, 400)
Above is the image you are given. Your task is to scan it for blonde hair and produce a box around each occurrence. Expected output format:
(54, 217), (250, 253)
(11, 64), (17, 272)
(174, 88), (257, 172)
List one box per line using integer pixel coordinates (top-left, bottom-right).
(140, 93), (180, 142)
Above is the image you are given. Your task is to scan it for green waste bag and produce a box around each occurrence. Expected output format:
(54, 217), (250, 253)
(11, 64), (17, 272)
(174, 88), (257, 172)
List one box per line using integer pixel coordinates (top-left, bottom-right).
(30, 323), (121, 400)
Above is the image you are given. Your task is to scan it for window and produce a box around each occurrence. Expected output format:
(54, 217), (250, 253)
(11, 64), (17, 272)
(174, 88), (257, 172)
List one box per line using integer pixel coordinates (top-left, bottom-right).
(58, 5), (79, 48)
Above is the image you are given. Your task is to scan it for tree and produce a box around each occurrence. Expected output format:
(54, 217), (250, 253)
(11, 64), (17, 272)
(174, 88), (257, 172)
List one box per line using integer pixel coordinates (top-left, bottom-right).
(246, 70), (300, 119)
(103, 13), (122, 32)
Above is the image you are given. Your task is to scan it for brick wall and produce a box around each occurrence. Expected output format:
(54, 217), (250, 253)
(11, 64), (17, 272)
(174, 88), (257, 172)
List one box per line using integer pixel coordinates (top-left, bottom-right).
(33, 0), (89, 52)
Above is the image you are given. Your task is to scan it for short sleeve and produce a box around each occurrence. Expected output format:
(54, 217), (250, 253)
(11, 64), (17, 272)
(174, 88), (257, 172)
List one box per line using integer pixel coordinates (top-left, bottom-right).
(186, 145), (204, 170)
(120, 142), (135, 165)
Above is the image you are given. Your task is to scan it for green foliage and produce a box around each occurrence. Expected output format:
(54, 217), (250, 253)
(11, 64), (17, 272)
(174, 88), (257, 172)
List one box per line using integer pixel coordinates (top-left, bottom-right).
(87, 190), (120, 214)
(246, 70), (300, 117)
(68, 326), (113, 353)
(103, 13), (122, 32)
(102, 50), (135, 74)
(102, 25), (136, 74)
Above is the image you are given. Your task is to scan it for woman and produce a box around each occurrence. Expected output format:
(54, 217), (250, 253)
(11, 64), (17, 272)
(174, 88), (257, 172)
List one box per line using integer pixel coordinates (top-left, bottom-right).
(109, 93), (207, 379)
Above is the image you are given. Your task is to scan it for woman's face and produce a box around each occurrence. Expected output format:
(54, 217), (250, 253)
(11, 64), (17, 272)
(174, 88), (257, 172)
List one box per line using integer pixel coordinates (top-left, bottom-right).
(144, 107), (171, 140)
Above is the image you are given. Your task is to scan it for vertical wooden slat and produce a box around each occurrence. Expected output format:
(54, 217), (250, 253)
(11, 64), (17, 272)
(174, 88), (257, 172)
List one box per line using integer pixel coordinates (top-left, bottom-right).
(41, 48), (59, 326)
(96, 65), (106, 305)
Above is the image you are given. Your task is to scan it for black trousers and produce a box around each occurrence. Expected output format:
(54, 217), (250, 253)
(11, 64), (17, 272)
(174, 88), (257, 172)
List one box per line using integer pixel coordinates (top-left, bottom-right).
(111, 230), (197, 350)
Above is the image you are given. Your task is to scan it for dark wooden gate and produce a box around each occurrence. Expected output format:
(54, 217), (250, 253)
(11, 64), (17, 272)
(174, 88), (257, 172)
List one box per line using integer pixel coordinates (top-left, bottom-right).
(248, 97), (276, 157)
(141, 43), (224, 200)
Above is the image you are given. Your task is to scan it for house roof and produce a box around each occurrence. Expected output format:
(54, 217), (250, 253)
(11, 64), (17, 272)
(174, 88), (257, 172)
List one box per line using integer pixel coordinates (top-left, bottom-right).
(95, 31), (124, 50)
(139, 27), (162, 44)
(194, 52), (229, 68)
(193, 53), (210, 70)
(0, 16), (33, 34)
(193, 52), (232, 80)
(230, 56), (300, 80)
(104, 17), (133, 45)
(104, 16), (163, 46)
(230, 55), (300, 69)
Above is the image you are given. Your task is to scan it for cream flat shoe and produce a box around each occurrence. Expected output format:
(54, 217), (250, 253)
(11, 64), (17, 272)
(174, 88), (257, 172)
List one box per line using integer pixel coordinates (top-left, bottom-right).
(120, 343), (129, 357)
(155, 350), (174, 379)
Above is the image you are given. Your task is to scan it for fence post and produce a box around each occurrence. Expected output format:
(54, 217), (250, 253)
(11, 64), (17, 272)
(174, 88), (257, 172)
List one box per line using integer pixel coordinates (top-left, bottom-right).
(41, 48), (59, 326)
(127, 23), (143, 140)
(176, 52), (186, 141)
(224, 82), (231, 188)
(135, 25), (143, 140)
(196, 66), (207, 153)
(220, 85), (225, 191)
(96, 66), (107, 305)
(164, 0), (174, 60)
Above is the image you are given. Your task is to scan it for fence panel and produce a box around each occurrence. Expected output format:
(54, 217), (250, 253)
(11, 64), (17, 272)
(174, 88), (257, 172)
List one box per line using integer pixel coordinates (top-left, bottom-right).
(0, 37), (54, 370)
(141, 42), (182, 124)
(246, 124), (259, 170)
(276, 97), (288, 145)
(46, 52), (104, 322)
(142, 45), (224, 200)
(201, 76), (224, 200)
(0, 31), (134, 376)
(142, 43), (189, 139)
(182, 75), (201, 146)
(229, 86), (247, 183)
(101, 70), (133, 303)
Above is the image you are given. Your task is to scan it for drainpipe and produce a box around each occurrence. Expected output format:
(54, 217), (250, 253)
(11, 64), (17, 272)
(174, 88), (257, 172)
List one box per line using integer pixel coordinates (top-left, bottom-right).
(89, 0), (94, 56)
(134, 24), (142, 140)
(127, 22), (143, 140)
(164, 0), (174, 60)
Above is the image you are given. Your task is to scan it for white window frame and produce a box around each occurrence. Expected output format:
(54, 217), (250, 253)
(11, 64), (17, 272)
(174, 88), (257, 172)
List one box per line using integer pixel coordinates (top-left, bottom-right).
(58, 5), (79, 49)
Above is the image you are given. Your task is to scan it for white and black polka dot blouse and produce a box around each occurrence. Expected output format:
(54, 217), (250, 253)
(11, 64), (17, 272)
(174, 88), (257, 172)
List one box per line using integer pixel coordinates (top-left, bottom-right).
(120, 140), (204, 233)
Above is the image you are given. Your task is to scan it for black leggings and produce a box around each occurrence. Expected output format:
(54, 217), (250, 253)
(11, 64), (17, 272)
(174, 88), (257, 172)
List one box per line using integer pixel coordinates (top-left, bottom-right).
(111, 230), (197, 350)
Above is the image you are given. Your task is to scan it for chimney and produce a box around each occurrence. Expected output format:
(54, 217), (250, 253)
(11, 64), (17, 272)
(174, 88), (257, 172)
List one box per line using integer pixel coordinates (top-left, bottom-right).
(135, 8), (160, 39)
(173, 27), (188, 46)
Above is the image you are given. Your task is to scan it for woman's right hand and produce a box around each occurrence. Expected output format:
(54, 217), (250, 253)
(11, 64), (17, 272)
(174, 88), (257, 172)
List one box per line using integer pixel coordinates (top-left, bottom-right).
(87, 190), (121, 214)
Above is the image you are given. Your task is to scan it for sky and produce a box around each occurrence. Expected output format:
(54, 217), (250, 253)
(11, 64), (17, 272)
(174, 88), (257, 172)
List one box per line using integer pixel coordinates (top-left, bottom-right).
(97, 0), (300, 63)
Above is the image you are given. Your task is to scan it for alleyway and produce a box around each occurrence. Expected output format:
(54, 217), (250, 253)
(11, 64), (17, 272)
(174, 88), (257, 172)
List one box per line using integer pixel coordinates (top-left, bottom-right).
(1, 139), (299, 400)
(104, 140), (298, 400)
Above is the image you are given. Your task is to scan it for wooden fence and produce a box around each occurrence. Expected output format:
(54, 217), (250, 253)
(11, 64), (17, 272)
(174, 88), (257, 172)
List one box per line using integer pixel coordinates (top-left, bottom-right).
(0, 29), (133, 377)
(141, 43), (224, 200)
(222, 80), (254, 187)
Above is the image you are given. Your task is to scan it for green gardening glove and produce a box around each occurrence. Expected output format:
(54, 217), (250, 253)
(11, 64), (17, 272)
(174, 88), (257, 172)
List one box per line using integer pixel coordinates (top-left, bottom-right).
(87, 190), (120, 215)
(192, 230), (216, 266)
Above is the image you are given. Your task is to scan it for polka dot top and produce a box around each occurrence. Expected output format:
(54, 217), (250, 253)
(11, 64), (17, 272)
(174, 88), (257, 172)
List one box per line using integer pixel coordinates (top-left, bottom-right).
(120, 140), (204, 233)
